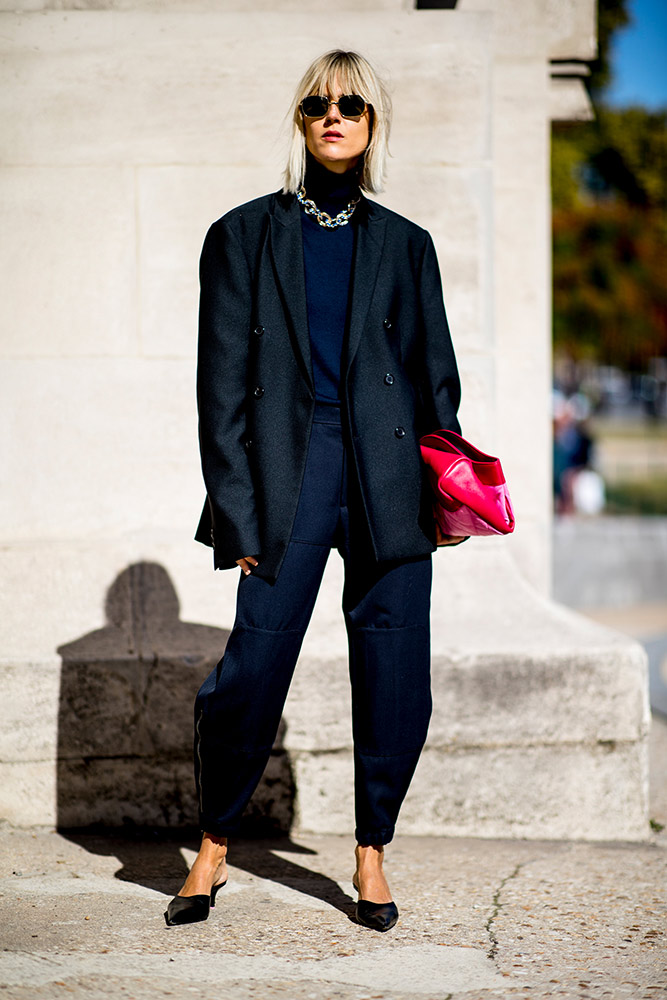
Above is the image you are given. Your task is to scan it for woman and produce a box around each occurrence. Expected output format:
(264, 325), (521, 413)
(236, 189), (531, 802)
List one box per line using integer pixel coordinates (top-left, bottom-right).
(165, 49), (466, 932)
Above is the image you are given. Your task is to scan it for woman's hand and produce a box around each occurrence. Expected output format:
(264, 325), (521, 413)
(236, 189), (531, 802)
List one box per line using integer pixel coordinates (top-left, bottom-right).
(236, 556), (259, 576)
(435, 523), (468, 547)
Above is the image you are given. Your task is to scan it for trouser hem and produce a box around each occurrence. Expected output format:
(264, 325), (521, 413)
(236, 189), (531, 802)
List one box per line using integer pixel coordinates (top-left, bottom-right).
(199, 817), (242, 838)
(355, 827), (395, 846)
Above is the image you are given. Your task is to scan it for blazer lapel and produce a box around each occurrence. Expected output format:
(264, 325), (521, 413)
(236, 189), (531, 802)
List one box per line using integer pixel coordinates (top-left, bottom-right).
(269, 196), (314, 395)
(344, 201), (387, 378)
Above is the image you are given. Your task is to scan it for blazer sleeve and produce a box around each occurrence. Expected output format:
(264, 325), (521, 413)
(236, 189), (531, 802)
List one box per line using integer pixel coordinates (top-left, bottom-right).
(197, 219), (261, 565)
(417, 232), (463, 437)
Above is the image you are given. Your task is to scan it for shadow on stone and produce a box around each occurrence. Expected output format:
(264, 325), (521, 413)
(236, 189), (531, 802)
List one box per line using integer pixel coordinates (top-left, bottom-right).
(55, 563), (354, 916)
(56, 561), (296, 837)
(60, 828), (357, 917)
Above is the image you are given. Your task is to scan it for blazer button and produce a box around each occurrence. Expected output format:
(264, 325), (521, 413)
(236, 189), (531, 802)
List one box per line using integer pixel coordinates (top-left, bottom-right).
(253, 386), (265, 398)
(383, 318), (392, 330)
(253, 325), (264, 336)
(244, 439), (253, 451)
(384, 373), (395, 386)
(394, 426), (406, 439)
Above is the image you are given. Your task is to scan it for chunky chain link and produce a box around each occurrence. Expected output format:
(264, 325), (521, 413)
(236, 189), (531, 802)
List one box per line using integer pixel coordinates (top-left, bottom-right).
(297, 185), (361, 228)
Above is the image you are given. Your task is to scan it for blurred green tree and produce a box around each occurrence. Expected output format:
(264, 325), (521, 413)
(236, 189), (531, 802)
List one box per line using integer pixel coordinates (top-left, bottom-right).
(588, 0), (630, 100)
(551, 0), (667, 372)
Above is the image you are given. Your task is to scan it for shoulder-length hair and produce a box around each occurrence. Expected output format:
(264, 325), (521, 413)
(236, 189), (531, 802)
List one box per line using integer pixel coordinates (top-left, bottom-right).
(283, 50), (392, 196)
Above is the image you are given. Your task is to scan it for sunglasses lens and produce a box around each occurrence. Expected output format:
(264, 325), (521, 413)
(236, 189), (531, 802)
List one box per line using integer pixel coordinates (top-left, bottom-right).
(301, 96), (329, 117)
(339, 95), (366, 117)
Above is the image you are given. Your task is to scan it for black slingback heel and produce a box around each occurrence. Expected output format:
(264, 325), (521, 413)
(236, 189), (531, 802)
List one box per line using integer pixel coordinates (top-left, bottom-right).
(164, 879), (227, 927)
(210, 879), (227, 907)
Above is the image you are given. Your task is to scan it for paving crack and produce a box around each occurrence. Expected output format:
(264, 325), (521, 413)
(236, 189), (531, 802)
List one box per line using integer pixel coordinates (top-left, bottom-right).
(485, 860), (528, 962)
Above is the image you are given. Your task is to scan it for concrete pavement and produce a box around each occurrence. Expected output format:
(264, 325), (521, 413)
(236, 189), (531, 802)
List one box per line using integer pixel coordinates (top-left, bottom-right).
(1, 724), (665, 1000)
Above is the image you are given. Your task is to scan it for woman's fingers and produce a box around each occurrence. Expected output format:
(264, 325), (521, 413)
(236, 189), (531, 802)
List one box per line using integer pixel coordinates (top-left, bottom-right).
(435, 523), (467, 546)
(236, 556), (259, 576)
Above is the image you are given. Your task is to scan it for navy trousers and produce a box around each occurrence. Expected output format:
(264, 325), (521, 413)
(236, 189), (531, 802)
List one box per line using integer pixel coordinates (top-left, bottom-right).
(194, 403), (433, 845)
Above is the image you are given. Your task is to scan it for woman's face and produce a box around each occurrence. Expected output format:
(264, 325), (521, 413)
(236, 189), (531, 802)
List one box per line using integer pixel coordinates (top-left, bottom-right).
(302, 83), (370, 175)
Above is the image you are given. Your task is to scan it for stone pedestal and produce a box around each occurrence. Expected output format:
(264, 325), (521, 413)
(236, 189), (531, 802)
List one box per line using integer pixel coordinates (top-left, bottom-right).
(0, 541), (649, 841)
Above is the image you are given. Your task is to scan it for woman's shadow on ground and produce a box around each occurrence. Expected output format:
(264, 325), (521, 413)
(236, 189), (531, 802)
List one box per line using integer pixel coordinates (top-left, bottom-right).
(56, 561), (354, 917)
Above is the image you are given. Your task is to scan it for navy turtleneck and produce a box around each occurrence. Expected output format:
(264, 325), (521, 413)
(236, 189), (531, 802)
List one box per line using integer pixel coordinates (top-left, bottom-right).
(300, 153), (360, 403)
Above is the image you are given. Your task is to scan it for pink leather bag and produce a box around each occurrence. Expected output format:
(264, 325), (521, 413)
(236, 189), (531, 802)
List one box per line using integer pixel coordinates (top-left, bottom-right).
(419, 430), (515, 536)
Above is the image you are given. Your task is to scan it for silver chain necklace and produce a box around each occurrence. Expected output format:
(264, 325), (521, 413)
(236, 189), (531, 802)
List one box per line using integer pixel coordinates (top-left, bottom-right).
(297, 185), (361, 229)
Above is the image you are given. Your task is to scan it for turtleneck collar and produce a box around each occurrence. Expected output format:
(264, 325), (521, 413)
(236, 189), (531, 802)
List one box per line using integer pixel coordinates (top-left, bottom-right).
(303, 152), (361, 212)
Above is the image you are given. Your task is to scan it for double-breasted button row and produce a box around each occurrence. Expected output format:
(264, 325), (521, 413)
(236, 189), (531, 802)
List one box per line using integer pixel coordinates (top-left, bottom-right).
(253, 325), (264, 337)
(394, 426), (406, 439)
(253, 386), (265, 398)
(384, 373), (394, 386)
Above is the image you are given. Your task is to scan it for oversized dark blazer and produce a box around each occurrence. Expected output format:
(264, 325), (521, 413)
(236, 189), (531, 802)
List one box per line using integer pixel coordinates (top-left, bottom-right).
(195, 188), (463, 583)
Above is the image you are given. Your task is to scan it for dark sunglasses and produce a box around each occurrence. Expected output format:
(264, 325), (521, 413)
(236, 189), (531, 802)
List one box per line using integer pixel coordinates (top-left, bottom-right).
(300, 94), (367, 119)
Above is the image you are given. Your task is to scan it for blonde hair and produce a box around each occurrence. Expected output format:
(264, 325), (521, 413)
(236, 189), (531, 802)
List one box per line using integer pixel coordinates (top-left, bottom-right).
(283, 50), (391, 196)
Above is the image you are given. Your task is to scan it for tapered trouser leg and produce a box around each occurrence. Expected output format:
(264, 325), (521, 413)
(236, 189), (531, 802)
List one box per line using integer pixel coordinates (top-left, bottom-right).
(342, 550), (433, 846)
(194, 539), (330, 836)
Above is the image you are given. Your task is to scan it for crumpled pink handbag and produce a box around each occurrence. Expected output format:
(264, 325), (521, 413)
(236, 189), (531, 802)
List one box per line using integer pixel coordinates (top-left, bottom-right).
(420, 430), (515, 536)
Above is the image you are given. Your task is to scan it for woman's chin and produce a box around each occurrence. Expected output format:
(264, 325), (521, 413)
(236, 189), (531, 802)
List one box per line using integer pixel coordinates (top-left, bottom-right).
(312, 150), (360, 173)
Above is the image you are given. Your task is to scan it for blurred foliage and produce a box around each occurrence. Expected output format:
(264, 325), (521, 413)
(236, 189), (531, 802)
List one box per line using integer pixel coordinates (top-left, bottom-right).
(552, 106), (667, 215)
(604, 476), (667, 515)
(588, 0), (630, 100)
(551, 0), (667, 373)
(553, 197), (667, 369)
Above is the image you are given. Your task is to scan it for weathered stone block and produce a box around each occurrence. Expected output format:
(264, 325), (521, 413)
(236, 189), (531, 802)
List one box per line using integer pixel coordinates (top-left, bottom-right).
(0, 761), (57, 827)
(406, 737), (649, 841)
(1, 12), (490, 169)
(546, 0), (597, 61)
(0, 359), (202, 541)
(292, 740), (649, 842)
(549, 75), (595, 123)
(0, 168), (137, 358)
